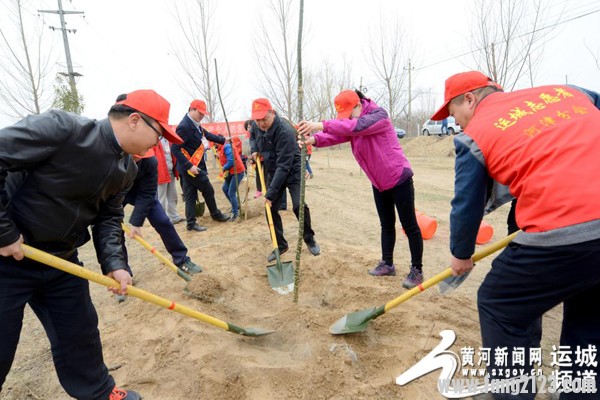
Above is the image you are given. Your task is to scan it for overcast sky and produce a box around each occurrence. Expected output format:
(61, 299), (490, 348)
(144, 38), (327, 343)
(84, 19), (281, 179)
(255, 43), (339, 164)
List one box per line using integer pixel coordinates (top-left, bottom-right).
(1, 0), (599, 128)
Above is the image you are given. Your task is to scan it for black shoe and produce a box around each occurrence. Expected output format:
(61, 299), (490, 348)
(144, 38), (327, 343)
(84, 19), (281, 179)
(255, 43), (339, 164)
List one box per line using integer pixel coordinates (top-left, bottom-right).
(187, 223), (207, 232)
(267, 246), (289, 262)
(211, 212), (230, 222)
(306, 238), (321, 256)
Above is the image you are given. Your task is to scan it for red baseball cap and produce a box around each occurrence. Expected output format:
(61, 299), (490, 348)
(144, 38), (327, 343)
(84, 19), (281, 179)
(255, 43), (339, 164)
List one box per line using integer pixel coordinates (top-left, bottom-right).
(334, 90), (360, 119)
(431, 71), (501, 120)
(116, 90), (183, 144)
(190, 99), (210, 116)
(251, 98), (273, 120)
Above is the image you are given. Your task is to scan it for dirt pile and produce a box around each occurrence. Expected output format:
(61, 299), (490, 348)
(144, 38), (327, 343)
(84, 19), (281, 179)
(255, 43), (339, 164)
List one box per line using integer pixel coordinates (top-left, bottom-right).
(401, 135), (456, 157)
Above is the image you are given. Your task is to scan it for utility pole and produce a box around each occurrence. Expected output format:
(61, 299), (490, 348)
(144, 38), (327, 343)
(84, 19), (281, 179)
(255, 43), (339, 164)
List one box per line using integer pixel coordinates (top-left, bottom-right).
(404, 59), (414, 134)
(39, 0), (84, 95)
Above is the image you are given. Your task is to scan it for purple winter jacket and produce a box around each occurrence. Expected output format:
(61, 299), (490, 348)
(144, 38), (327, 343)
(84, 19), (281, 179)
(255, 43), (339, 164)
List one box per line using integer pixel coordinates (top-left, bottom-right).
(313, 98), (412, 191)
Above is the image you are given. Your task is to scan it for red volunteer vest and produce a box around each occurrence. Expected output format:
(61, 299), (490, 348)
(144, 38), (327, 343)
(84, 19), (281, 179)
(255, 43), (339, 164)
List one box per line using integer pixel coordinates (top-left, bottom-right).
(465, 85), (600, 232)
(218, 143), (246, 175)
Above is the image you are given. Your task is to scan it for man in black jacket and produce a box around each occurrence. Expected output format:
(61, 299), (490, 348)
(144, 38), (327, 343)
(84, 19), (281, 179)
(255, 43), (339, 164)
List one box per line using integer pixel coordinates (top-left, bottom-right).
(172, 99), (229, 231)
(249, 98), (320, 261)
(122, 147), (203, 275)
(0, 89), (179, 400)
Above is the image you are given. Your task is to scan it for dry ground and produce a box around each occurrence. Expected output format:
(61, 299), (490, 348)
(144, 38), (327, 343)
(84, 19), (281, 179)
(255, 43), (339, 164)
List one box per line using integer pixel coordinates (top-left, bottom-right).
(1, 136), (562, 400)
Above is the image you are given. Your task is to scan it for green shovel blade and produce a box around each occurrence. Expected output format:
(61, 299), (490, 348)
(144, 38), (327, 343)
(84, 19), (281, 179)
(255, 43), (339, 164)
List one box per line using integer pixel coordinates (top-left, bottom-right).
(176, 268), (193, 282)
(266, 250), (295, 295)
(329, 305), (386, 334)
(227, 323), (276, 337)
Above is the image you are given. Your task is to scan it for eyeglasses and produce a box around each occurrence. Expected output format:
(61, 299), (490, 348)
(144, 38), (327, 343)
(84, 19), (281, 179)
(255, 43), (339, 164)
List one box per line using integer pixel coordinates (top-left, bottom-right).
(140, 114), (163, 140)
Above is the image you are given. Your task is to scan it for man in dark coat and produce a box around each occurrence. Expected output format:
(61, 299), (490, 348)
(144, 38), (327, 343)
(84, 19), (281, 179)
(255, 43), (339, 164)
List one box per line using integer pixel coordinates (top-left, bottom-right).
(249, 98), (320, 262)
(172, 99), (229, 231)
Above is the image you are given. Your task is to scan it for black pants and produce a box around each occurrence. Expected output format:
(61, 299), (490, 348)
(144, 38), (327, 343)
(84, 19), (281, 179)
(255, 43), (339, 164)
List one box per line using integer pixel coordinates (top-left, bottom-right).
(266, 170), (315, 250)
(254, 164), (262, 192)
(0, 253), (114, 400)
(478, 239), (600, 399)
(507, 198), (519, 235)
(372, 177), (423, 268)
(181, 169), (222, 227)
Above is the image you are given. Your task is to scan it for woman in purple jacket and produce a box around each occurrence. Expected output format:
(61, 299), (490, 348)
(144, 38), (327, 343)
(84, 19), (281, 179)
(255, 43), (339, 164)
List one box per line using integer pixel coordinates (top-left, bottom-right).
(298, 89), (424, 288)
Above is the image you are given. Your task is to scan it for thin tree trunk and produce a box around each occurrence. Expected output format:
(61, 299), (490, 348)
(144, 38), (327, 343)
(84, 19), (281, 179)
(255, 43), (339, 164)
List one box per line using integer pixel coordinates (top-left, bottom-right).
(293, 0), (305, 304)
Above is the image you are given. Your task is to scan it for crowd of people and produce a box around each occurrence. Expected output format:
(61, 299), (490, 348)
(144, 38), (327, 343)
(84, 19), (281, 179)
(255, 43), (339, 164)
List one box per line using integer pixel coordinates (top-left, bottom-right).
(1, 70), (599, 399)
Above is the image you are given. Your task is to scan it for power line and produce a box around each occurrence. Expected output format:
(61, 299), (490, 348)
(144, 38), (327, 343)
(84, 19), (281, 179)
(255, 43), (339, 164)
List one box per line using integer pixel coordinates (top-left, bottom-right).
(416, 5), (600, 72)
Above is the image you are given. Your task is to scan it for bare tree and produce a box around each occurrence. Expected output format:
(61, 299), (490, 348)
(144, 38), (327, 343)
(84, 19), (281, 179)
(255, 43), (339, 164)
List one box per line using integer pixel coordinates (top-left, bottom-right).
(366, 17), (412, 127)
(0, 0), (56, 120)
(303, 59), (353, 121)
(170, 0), (222, 122)
(469, 0), (558, 90)
(255, 0), (298, 121)
(585, 42), (600, 71)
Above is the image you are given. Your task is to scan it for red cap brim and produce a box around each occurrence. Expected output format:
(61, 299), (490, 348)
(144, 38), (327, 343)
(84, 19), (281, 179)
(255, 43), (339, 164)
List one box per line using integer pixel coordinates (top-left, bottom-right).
(159, 121), (183, 144)
(251, 109), (268, 120)
(431, 100), (451, 121)
(336, 109), (353, 120)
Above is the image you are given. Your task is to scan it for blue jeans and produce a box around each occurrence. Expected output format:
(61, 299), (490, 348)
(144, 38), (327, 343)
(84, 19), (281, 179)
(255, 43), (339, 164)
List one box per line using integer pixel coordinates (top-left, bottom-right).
(305, 154), (313, 175)
(222, 172), (245, 216)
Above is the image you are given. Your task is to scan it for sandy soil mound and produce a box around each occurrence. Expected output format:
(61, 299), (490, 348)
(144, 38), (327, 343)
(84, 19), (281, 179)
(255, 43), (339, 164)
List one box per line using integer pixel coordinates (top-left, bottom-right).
(401, 135), (456, 157)
(2, 146), (561, 400)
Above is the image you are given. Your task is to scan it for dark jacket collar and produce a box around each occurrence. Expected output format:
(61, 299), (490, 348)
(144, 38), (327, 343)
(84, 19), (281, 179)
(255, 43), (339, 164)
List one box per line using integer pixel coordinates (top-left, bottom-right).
(99, 118), (127, 158)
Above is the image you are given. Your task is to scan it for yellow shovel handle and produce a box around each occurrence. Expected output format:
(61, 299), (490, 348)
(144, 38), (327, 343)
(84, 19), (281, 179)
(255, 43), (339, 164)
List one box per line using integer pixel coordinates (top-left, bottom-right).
(384, 230), (520, 312)
(21, 244), (229, 331)
(255, 157), (280, 251)
(122, 223), (179, 274)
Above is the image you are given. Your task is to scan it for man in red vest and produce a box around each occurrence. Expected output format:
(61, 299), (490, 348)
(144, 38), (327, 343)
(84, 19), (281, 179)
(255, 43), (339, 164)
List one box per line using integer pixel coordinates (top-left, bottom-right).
(433, 71), (600, 398)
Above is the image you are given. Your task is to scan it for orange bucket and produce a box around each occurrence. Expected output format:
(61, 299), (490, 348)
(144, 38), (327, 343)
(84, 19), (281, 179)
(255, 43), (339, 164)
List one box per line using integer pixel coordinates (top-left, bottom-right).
(476, 221), (494, 244)
(416, 211), (437, 240)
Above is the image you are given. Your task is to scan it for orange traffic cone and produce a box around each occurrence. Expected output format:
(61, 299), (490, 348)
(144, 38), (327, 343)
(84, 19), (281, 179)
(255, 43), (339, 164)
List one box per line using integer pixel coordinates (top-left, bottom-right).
(476, 221), (494, 244)
(416, 211), (437, 240)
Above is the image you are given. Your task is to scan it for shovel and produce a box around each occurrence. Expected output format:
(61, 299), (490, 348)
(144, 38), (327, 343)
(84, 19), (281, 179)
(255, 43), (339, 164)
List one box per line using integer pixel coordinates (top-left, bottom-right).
(21, 244), (274, 337)
(329, 232), (519, 335)
(438, 230), (519, 295)
(255, 157), (295, 295)
(122, 223), (192, 283)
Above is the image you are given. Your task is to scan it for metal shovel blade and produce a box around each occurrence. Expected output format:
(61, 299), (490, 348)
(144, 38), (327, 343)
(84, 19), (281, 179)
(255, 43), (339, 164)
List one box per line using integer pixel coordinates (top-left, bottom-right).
(227, 323), (277, 337)
(176, 268), (193, 282)
(266, 260), (295, 295)
(329, 305), (386, 334)
(438, 272), (471, 295)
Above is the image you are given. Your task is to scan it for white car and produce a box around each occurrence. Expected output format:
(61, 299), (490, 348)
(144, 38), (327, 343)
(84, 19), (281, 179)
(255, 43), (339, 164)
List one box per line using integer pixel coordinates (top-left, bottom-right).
(422, 116), (462, 136)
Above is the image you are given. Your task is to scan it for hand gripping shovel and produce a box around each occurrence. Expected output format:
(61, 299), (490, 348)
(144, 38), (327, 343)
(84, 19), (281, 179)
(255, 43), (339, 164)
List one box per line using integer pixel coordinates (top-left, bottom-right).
(21, 244), (274, 337)
(438, 230), (520, 295)
(122, 223), (192, 283)
(255, 156), (295, 295)
(329, 232), (519, 335)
